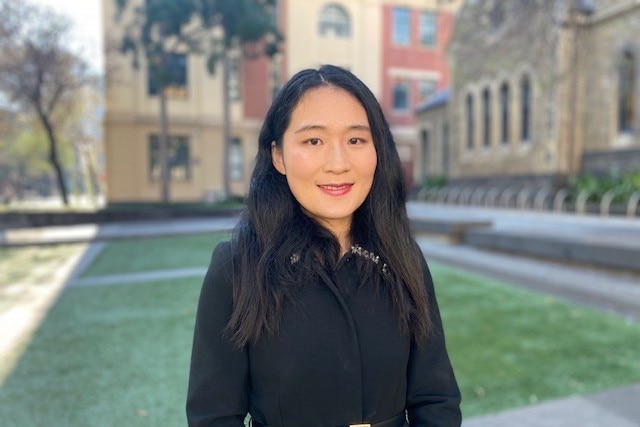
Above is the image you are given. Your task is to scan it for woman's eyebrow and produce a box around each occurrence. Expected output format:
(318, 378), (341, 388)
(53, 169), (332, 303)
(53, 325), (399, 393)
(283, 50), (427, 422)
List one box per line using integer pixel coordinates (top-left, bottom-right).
(348, 124), (371, 132)
(294, 124), (326, 134)
(293, 124), (371, 134)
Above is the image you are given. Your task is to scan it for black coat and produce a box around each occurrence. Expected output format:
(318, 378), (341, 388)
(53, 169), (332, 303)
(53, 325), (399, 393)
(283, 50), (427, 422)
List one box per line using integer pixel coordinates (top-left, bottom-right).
(187, 241), (461, 427)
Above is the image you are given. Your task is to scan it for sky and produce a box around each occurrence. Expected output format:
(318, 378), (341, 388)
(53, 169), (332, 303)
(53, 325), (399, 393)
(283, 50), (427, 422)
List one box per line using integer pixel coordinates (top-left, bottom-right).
(28, 0), (104, 72)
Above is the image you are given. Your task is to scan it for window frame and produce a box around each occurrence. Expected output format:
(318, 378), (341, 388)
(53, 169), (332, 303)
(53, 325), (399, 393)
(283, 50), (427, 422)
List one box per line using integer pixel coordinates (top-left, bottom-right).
(392, 7), (411, 46)
(466, 93), (475, 150)
(392, 81), (411, 112)
(319, 4), (351, 38)
(482, 87), (492, 148)
(148, 134), (191, 182)
(147, 53), (188, 99)
(618, 49), (636, 134)
(419, 11), (437, 47)
(520, 75), (531, 143)
(500, 82), (510, 145)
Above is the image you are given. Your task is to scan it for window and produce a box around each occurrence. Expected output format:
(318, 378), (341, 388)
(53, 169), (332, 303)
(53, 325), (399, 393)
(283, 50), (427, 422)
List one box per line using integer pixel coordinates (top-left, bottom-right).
(421, 129), (430, 177)
(442, 122), (450, 175)
(392, 8), (411, 45)
(148, 53), (188, 98)
(419, 11), (437, 47)
(520, 76), (531, 142)
(466, 94), (475, 150)
(618, 50), (635, 133)
(482, 88), (491, 147)
(149, 135), (191, 182)
(488, 1), (505, 33)
(500, 82), (510, 145)
(230, 138), (244, 181)
(270, 58), (281, 100)
(228, 58), (241, 102)
(419, 80), (437, 102)
(393, 82), (410, 111)
(319, 4), (350, 38)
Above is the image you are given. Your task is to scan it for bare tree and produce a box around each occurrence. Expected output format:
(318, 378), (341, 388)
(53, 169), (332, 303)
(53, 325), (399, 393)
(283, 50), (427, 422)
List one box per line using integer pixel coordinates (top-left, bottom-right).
(0, 0), (96, 205)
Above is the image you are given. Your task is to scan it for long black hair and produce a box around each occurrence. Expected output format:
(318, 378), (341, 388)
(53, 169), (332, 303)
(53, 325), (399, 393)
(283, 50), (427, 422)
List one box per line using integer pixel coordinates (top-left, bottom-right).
(225, 65), (430, 347)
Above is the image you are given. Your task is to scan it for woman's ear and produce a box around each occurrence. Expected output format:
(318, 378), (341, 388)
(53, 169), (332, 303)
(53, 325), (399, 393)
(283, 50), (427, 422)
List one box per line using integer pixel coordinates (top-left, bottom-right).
(271, 141), (286, 175)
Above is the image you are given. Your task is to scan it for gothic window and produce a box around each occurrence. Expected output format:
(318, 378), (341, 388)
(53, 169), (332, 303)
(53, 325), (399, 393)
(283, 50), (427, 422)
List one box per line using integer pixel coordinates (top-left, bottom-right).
(500, 82), (510, 145)
(488, 1), (505, 33)
(521, 75), (531, 142)
(618, 49), (636, 133)
(319, 4), (351, 38)
(466, 94), (475, 150)
(482, 87), (491, 147)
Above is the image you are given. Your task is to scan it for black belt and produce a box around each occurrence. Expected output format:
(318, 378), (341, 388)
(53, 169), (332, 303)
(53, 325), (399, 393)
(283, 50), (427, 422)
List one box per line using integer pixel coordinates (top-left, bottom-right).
(252, 412), (407, 427)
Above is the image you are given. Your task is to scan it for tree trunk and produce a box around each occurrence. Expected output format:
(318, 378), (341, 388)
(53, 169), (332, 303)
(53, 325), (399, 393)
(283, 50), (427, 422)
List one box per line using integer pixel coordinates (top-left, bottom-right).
(221, 51), (231, 199)
(159, 85), (171, 203)
(36, 107), (69, 205)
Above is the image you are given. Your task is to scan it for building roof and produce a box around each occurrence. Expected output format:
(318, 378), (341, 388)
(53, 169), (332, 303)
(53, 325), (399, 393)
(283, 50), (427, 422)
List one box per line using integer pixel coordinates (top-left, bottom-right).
(415, 88), (450, 114)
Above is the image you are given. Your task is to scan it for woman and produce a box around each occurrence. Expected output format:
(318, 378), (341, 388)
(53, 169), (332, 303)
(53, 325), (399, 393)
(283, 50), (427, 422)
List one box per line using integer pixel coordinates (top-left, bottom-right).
(187, 65), (461, 427)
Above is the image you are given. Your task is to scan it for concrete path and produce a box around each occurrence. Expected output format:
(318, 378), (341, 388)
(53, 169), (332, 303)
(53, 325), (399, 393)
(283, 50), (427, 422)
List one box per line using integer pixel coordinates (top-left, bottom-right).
(463, 382), (640, 427)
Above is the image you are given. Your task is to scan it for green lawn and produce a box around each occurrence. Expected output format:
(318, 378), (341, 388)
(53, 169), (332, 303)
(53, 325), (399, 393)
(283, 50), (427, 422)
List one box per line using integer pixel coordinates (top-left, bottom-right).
(80, 233), (229, 277)
(430, 263), (640, 416)
(1, 234), (640, 425)
(0, 278), (200, 427)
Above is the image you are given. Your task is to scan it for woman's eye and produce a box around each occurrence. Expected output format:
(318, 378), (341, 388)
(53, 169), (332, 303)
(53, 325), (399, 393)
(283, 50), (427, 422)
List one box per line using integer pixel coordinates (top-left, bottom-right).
(348, 138), (365, 144)
(306, 138), (321, 145)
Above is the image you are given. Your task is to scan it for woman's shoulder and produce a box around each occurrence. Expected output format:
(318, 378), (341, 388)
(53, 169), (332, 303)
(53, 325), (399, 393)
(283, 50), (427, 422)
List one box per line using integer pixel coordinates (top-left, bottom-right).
(202, 239), (236, 293)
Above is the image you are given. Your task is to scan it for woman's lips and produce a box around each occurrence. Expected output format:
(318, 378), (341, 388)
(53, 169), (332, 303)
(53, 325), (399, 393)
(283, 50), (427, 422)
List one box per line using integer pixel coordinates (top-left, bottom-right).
(317, 183), (353, 196)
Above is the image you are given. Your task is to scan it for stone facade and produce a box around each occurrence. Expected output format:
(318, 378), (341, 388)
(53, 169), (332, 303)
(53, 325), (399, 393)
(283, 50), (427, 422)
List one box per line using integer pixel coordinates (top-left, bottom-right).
(419, 0), (640, 192)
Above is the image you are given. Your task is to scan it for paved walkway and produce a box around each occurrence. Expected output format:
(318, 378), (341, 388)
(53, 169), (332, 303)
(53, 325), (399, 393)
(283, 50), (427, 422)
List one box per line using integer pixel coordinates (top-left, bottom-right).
(3, 205), (640, 425)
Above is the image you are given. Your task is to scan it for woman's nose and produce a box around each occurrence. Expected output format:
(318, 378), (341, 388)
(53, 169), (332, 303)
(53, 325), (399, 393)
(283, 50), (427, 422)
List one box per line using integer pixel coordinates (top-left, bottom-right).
(323, 142), (350, 173)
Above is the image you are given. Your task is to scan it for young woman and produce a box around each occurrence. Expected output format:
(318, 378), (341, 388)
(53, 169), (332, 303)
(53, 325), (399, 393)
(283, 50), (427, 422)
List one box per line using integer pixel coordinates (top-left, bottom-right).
(187, 65), (461, 427)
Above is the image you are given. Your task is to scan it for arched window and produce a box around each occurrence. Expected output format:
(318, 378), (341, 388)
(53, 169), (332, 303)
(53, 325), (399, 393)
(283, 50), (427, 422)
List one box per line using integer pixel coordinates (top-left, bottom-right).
(466, 94), (475, 150)
(618, 49), (635, 133)
(520, 75), (531, 142)
(482, 87), (491, 147)
(500, 82), (510, 145)
(319, 4), (351, 38)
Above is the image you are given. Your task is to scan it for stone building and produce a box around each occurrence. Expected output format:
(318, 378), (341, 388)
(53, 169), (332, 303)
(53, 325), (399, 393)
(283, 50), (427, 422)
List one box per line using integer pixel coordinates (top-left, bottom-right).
(417, 0), (640, 192)
(102, 0), (462, 203)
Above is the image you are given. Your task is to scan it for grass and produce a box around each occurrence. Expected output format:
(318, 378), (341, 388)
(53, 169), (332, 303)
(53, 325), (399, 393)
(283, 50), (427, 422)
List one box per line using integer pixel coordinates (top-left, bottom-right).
(1, 234), (640, 425)
(80, 233), (229, 277)
(0, 278), (201, 427)
(430, 263), (640, 416)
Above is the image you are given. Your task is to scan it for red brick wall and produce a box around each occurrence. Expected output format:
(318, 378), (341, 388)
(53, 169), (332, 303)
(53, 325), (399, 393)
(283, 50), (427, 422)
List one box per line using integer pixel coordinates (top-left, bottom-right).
(381, 4), (455, 128)
(242, 50), (271, 120)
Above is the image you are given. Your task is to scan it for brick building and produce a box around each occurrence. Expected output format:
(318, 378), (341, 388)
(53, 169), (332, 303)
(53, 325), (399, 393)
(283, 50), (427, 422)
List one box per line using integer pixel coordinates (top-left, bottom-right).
(102, 0), (461, 202)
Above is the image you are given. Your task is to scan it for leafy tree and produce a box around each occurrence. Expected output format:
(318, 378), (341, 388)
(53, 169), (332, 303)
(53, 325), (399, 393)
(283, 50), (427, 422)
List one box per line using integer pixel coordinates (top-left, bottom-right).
(198, 0), (281, 197)
(114, 0), (281, 201)
(0, 0), (95, 206)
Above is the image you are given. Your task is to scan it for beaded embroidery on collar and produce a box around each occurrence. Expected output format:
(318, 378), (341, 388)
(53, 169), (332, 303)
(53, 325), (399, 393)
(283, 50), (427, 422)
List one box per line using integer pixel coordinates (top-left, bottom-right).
(350, 244), (389, 275)
(289, 245), (388, 275)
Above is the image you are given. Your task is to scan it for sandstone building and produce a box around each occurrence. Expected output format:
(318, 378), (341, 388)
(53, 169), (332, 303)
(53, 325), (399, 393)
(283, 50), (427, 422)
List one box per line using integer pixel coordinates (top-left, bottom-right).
(417, 0), (640, 192)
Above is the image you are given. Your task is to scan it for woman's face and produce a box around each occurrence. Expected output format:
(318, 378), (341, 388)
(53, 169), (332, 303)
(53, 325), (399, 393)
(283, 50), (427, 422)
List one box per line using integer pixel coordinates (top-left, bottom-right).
(272, 86), (377, 239)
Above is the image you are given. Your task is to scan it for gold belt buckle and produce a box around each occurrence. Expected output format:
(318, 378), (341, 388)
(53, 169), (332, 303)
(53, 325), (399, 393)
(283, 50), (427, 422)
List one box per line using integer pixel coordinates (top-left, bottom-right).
(349, 425), (371, 427)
